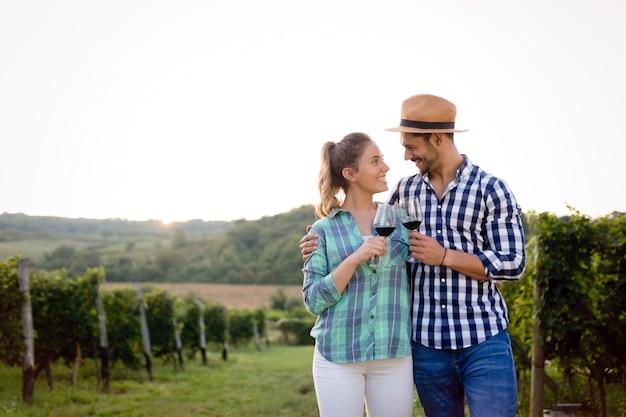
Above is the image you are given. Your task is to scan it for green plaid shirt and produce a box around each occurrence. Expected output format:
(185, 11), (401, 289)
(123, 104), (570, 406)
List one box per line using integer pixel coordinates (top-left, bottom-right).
(302, 208), (412, 363)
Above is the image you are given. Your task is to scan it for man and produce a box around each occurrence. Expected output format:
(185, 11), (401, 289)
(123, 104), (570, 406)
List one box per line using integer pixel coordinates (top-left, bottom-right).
(300, 94), (526, 417)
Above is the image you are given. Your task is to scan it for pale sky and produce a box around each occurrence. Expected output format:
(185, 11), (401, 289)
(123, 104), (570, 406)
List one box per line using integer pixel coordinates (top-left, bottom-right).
(2, 0), (625, 222)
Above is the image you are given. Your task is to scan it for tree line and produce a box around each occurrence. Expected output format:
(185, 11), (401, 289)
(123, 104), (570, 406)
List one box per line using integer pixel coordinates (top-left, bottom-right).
(0, 206), (315, 285)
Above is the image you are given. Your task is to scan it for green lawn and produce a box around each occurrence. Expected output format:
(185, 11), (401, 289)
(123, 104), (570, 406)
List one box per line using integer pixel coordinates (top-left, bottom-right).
(0, 345), (426, 417)
(0, 239), (61, 262)
(9, 343), (616, 416)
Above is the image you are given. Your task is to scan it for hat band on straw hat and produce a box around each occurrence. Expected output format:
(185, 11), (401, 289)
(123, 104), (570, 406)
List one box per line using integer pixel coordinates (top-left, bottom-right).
(400, 119), (456, 130)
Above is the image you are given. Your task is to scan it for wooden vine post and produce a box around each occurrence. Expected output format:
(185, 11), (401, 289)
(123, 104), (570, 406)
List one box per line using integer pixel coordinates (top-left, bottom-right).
(530, 270), (545, 417)
(253, 318), (261, 351)
(195, 299), (207, 365)
(136, 284), (153, 381)
(166, 292), (184, 370)
(17, 259), (35, 404)
(173, 317), (184, 370)
(95, 287), (110, 391)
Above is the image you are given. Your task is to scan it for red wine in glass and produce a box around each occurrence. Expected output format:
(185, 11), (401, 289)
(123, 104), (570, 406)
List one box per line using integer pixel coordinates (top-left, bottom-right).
(400, 200), (423, 265)
(376, 226), (395, 237)
(370, 203), (396, 267)
(400, 199), (423, 231)
(402, 220), (421, 231)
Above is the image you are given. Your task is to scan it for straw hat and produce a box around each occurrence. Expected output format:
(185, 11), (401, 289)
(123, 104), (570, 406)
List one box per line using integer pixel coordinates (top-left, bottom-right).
(385, 94), (468, 133)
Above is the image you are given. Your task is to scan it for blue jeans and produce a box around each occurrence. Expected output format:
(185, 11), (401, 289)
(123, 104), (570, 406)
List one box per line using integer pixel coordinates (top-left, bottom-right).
(412, 331), (517, 417)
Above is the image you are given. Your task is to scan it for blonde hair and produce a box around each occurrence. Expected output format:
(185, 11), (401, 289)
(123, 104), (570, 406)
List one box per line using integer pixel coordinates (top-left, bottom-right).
(316, 132), (374, 218)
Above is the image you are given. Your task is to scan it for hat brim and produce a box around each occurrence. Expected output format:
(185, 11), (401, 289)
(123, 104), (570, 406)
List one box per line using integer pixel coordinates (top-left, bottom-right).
(385, 126), (468, 133)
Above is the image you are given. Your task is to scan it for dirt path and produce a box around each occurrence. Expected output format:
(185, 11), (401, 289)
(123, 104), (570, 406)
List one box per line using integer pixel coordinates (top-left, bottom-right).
(101, 282), (303, 310)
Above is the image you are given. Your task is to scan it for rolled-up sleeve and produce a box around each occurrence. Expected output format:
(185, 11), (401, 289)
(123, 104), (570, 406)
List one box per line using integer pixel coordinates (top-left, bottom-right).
(478, 178), (526, 281)
(302, 229), (343, 315)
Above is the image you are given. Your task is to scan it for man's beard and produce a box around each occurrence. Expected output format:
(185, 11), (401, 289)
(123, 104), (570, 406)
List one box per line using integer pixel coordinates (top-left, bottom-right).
(416, 145), (438, 175)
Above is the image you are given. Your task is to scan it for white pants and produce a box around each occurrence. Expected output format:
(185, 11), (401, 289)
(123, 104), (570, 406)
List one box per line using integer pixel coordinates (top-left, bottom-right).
(312, 348), (414, 417)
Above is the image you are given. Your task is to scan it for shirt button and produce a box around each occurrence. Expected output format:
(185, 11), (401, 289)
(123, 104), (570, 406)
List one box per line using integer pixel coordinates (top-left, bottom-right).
(442, 304), (446, 309)
(441, 278), (446, 283)
(437, 230), (442, 234)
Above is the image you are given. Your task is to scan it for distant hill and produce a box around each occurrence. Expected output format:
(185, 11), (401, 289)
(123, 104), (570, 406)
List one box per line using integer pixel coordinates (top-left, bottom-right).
(0, 212), (232, 240)
(0, 206), (316, 286)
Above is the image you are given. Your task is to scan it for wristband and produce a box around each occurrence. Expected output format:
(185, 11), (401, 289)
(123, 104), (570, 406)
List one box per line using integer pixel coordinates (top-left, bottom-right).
(440, 248), (447, 266)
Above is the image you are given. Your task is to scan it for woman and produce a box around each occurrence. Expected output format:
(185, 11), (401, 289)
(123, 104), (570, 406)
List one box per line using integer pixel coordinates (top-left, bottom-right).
(302, 132), (413, 417)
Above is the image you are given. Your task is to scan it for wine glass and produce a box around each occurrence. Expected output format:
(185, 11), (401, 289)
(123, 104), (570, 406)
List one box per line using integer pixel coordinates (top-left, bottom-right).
(399, 199), (423, 264)
(370, 203), (396, 267)
(400, 198), (423, 232)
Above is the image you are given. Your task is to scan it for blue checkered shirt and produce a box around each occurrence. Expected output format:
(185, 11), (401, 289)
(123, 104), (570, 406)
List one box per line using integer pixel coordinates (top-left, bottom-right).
(302, 208), (412, 363)
(388, 156), (526, 350)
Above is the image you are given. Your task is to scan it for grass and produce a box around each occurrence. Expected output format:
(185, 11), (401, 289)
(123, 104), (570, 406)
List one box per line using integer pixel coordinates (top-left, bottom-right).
(12, 333), (621, 417)
(0, 345), (318, 417)
(0, 236), (165, 267)
(7, 342), (622, 416)
(0, 239), (83, 262)
(0, 345), (427, 417)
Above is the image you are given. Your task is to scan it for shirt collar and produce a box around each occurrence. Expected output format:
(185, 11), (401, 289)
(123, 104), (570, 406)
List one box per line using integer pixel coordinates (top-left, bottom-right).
(328, 202), (385, 219)
(328, 207), (344, 218)
(457, 155), (472, 179)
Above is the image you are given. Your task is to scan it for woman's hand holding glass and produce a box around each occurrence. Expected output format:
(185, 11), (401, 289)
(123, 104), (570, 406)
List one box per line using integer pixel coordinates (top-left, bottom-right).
(355, 236), (388, 266)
